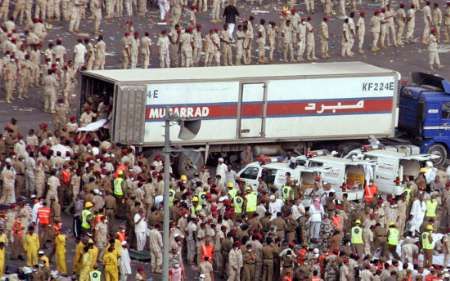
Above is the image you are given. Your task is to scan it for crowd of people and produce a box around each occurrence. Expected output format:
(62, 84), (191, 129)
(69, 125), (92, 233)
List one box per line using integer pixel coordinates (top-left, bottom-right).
(0, 109), (447, 281)
(0, 0), (449, 280)
(0, 0), (449, 111)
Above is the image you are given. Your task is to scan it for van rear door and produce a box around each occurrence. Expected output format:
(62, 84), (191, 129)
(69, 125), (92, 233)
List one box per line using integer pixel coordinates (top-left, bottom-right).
(366, 155), (399, 194)
(342, 163), (372, 201)
(399, 154), (440, 179)
(299, 168), (322, 189)
(321, 165), (345, 188)
(299, 167), (324, 207)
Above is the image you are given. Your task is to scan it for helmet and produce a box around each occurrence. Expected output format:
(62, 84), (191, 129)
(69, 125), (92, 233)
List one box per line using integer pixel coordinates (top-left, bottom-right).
(117, 170), (124, 176)
(245, 186), (252, 192)
(426, 224), (433, 231)
(389, 222), (396, 227)
(355, 219), (361, 225)
(85, 202), (94, 208)
(226, 181), (234, 188)
(192, 196), (199, 202)
(420, 167), (428, 173)
(180, 175), (188, 182)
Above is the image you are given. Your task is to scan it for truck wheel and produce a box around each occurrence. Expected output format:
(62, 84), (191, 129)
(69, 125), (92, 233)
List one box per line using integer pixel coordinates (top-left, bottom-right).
(428, 144), (447, 167)
(177, 150), (205, 178)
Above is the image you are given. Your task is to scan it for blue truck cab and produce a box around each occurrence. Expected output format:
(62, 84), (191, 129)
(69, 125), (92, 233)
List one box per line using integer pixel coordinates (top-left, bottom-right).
(398, 73), (450, 166)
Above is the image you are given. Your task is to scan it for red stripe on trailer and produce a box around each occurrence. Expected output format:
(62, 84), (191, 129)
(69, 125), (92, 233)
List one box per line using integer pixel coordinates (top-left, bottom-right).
(241, 103), (264, 117)
(145, 98), (393, 121)
(266, 98), (393, 116)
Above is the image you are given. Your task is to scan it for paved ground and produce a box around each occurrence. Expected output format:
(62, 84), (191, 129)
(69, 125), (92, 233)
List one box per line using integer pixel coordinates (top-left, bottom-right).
(1, 0), (450, 279)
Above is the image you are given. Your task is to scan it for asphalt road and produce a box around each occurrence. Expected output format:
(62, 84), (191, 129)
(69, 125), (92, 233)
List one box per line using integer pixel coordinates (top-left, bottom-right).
(1, 0), (450, 279)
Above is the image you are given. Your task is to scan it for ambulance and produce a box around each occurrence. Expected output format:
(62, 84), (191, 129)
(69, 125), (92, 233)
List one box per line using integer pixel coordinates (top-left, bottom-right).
(237, 156), (323, 191)
(352, 149), (439, 195)
(306, 156), (376, 200)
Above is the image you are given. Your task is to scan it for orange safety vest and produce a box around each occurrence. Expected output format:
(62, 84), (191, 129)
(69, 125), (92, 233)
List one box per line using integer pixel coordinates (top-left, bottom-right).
(116, 231), (126, 242)
(283, 276), (293, 281)
(38, 207), (51, 225)
(60, 169), (71, 185)
(93, 214), (104, 228)
(201, 244), (214, 261)
(332, 215), (342, 229)
(364, 184), (377, 203)
(319, 253), (329, 274)
(297, 248), (307, 265)
(114, 163), (127, 178)
(311, 277), (321, 281)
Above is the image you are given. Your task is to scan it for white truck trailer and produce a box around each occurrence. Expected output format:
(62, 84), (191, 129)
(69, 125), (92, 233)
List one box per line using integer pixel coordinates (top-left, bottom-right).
(81, 62), (400, 175)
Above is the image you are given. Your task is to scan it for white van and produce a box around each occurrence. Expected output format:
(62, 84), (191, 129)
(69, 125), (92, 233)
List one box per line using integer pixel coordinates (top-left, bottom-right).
(237, 161), (302, 190)
(237, 156), (323, 191)
(306, 156), (375, 201)
(356, 150), (438, 195)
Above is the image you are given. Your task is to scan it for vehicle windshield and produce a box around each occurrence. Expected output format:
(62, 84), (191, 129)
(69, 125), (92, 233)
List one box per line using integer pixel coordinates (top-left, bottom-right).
(240, 166), (259, 180)
(261, 168), (277, 184)
(308, 161), (324, 167)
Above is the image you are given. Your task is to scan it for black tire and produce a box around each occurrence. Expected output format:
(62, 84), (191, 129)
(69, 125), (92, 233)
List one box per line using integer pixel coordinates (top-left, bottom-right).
(428, 143), (447, 167)
(177, 151), (205, 178)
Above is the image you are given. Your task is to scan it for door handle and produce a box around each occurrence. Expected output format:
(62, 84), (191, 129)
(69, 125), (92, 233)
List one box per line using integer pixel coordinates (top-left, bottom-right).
(240, 129), (250, 133)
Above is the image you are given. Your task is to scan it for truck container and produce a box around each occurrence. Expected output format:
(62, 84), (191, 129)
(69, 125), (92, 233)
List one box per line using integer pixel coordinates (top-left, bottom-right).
(81, 62), (400, 175)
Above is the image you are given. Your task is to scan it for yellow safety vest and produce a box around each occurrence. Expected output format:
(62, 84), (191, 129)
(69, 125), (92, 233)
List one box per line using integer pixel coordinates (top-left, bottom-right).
(387, 227), (400, 246)
(89, 270), (102, 281)
(234, 196), (244, 214)
(351, 226), (363, 244)
(198, 191), (207, 205)
(282, 185), (292, 201)
(191, 204), (202, 216)
(228, 188), (237, 200)
(113, 178), (124, 197)
(421, 232), (434, 250)
(425, 200), (437, 217)
(245, 192), (257, 213)
(81, 209), (92, 230)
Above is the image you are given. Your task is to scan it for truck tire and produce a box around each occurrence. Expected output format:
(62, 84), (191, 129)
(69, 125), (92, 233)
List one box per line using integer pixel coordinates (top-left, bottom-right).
(177, 150), (204, 178)
(428, 144), (447, 167)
